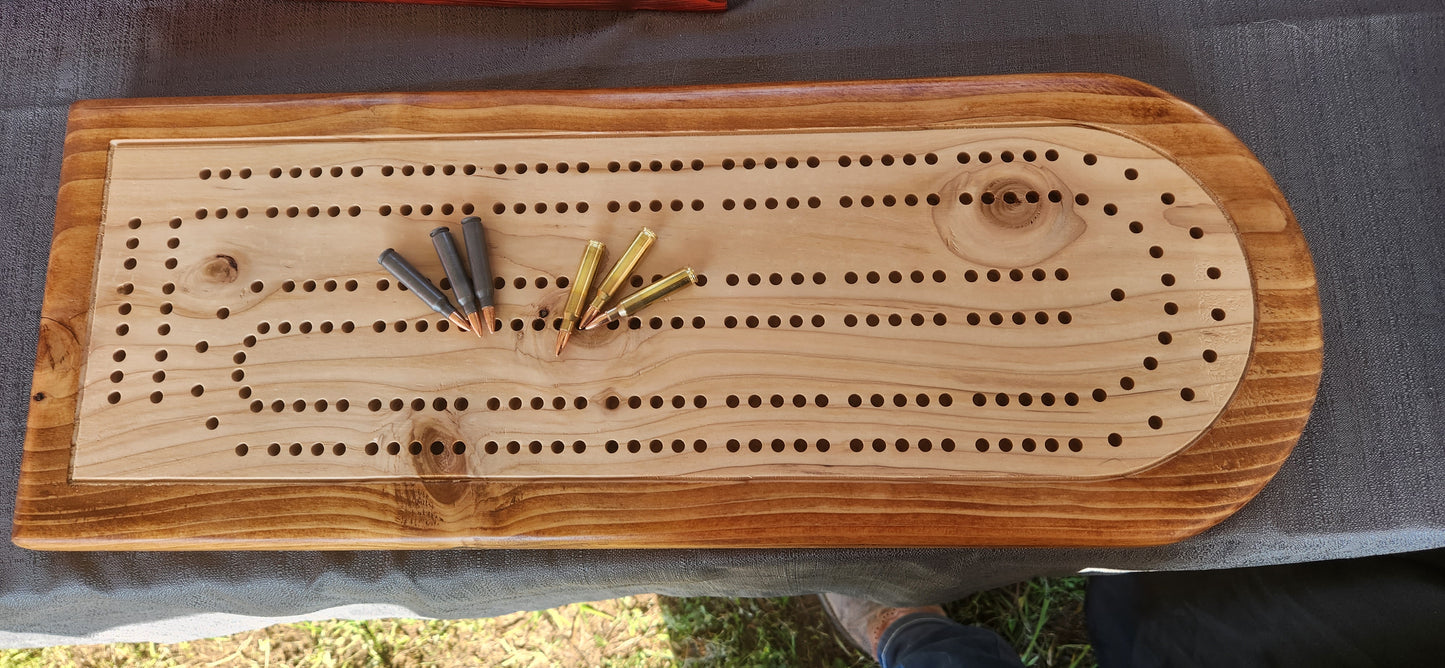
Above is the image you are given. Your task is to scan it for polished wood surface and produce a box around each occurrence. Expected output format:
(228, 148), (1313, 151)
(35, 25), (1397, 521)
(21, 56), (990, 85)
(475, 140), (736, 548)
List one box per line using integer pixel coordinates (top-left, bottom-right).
(14, 75), (1322, 550)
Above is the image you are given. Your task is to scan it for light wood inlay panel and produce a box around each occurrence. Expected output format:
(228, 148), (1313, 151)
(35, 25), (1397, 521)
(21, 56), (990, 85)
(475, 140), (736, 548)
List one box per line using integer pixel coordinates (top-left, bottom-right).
(78, 127), (1251, 481)
(15, 75), (1321, 549)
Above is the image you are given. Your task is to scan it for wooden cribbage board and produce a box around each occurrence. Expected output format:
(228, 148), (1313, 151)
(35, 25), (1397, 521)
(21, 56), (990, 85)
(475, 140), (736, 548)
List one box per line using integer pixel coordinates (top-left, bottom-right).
(16, 75), (1322, 550)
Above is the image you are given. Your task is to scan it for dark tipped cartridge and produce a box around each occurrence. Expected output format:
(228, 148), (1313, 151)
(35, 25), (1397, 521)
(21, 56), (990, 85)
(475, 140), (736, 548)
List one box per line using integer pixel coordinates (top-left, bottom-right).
(460, 217), (498, 334)
(377, 248), (470, 333)
(430, 227), (481, 337)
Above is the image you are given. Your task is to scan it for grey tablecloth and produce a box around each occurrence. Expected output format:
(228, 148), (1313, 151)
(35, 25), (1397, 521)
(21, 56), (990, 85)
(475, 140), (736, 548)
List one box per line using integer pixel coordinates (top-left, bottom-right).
(2, 0), (1442, 648)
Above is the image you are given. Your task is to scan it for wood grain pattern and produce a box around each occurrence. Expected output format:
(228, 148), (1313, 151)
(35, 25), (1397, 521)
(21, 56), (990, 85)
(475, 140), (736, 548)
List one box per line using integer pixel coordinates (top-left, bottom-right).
(13, 75), (1322, 550)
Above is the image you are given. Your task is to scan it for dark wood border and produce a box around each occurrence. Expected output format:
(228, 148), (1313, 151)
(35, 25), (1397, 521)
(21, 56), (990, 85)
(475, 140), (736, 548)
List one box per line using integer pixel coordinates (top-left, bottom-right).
(13, 74), (1322, 550)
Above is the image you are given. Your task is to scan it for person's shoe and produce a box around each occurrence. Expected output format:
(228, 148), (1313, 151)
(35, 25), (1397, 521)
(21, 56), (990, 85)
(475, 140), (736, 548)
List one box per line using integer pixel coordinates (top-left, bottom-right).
(819, 592), (946, 658)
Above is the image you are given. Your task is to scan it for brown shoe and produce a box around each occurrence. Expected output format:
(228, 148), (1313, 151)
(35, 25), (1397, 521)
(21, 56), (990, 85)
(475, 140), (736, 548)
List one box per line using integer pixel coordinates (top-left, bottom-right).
(819, 592), (946, 659)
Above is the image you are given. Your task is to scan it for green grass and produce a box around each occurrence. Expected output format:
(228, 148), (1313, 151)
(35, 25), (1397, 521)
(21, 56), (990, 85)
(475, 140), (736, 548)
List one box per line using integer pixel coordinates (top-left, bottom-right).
(658, 595), (871, 668)
(659, 576), (1094, 668)
(943, 577), (1094, 668)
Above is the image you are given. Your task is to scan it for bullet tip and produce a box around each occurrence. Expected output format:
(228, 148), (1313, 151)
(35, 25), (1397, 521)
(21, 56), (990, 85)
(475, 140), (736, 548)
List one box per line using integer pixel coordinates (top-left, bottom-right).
(467, 312), (484, 338)
(481, 306), (497, 333)
(554, 332), (569, 357)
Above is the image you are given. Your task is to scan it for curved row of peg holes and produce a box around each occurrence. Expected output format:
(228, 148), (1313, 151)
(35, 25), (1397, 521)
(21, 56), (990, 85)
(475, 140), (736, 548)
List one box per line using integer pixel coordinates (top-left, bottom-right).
(1125, 202), (1226, 434)
(121, 343), (1214, 427)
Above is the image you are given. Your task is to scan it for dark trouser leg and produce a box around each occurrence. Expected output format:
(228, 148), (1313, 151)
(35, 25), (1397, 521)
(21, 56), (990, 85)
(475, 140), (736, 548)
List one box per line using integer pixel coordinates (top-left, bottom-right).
(1086, 547), (1445, 668)
(875, 612), (1025, 668)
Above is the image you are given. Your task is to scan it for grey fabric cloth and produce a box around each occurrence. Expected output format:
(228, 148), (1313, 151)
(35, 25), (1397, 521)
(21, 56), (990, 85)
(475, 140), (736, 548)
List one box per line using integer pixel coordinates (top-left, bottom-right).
(1, 0), (1442, 648)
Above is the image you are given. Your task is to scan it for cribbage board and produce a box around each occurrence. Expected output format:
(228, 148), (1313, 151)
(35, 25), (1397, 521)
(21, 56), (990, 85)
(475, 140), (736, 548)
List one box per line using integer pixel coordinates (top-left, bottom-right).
(15, 75), (1322, 550)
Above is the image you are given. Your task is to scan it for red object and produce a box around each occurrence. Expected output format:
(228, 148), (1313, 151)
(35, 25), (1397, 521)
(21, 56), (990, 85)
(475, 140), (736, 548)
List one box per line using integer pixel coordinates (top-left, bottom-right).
(318, 0), (725, 11)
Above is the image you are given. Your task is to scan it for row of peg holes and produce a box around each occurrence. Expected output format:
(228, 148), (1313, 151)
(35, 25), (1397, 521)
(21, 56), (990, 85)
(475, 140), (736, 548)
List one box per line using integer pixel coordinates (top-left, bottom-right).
(116, 312), (987, 338)
(259, 312), (954, 335)
(194, 163), (583, 180)
(250, 398), (368, 413)
(593, 392), (1117, 410)
(476, 191), (1099, 216)
(184, 185), (1157, 223)
(233, 434), (1114, 457)
(224, 268), (1000, 331)
(260, 274), (575, 294)
(194, 205), (365, 220)
(965, 311), (1072, 326)
(255, 320), (369, 335)
(245, 388), (1179, 414)
(123, 218), (181, 229)
(240, 268), (982, 296)
(181, 144), (1162, 221)
(199, 148), (1132, 182)
(718, 269), (1064, 286)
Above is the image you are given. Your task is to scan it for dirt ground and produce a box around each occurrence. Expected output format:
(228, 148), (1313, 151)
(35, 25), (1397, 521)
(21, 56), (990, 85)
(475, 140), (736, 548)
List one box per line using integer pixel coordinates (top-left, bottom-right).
(1, 595), (672, 668)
